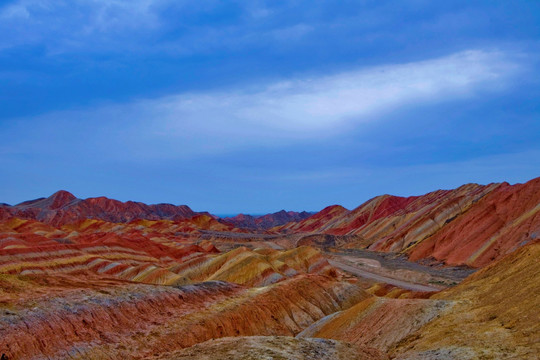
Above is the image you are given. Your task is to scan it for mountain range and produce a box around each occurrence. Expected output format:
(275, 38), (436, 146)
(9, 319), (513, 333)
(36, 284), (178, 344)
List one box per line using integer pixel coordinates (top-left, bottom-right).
(0, 176), (538, 359)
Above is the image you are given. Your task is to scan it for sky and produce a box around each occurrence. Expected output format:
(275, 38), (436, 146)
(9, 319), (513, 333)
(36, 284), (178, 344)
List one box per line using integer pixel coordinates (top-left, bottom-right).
(1, 0), (539, 214)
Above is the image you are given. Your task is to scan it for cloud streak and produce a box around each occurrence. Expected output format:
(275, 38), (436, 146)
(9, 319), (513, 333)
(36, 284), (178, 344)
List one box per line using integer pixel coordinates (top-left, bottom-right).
(126, 49), (524, 153)
(3, 49), (525, 161)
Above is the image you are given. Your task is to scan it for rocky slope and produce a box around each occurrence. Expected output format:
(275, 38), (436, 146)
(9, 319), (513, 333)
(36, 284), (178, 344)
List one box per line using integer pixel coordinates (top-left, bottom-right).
(283, 177), (540, 267)
(394, 241), (540, 359)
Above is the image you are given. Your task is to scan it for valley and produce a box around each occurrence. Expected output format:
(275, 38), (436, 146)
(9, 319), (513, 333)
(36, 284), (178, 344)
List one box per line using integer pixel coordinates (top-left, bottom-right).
(0, 177), (538, 359)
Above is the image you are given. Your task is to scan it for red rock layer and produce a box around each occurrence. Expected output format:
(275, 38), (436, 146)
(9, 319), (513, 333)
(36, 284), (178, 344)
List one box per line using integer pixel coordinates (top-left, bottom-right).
(0, 215), (342, 288)
(408, 178), (540, 267)
(0, 216), (226, 286)
(284, 177), (540, 267)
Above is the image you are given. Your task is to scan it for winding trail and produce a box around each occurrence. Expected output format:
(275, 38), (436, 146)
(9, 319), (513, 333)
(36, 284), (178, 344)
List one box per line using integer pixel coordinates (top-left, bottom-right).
(328, 259), (441, 292)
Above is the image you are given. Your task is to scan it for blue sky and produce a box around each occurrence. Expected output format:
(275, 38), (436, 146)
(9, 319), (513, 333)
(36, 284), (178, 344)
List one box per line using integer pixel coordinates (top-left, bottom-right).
(1, 0), (539, 213)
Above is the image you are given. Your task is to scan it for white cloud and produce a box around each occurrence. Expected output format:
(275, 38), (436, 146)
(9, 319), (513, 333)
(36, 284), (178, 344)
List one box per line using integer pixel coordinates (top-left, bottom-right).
(142, 49), (521, 137)
(4, 49), (525, 159)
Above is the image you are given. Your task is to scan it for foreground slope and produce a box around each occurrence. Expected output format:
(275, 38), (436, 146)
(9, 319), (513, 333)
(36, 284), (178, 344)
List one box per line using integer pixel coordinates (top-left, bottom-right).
(302, 242), (540, 359)
(394, 241), (540, 359)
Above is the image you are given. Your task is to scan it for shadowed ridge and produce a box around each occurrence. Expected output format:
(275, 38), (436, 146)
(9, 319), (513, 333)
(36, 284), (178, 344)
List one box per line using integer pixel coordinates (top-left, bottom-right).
(0, 204), (12, 220)
(14, 190), (77, 210)
(224, 210), (314, 230)
(15, 197), (47, 207)
(280, 205), (350, 233)
(48, 190), (78, 209)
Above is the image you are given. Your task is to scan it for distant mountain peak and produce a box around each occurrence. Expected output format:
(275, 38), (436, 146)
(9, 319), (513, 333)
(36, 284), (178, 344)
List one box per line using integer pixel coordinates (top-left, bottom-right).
(48, 190), (77, 210)
(223, 210), (314, 230)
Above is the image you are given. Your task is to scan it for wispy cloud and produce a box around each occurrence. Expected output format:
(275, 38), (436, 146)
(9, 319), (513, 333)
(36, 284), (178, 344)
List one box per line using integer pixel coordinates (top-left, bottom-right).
(4, 49), (525, 160)
(130, 49), (523, 148)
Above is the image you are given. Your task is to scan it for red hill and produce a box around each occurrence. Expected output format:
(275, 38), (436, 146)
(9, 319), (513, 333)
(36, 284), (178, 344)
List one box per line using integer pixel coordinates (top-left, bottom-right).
(4, 191), (198, 226)
(284, 177), (540, 267)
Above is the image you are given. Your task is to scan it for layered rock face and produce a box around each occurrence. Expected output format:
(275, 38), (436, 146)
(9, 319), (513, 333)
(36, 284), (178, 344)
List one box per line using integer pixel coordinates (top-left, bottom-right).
(0, 217), (224, 286)
(173, 245), (338, 287)
(285, 177), (540, 267)
(408, 178), (540, 267)
(0, 217), (336, 287)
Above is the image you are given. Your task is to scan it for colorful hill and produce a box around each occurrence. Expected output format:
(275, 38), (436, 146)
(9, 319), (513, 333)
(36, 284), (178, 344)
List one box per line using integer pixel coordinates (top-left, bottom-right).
(284, 177), (540, 267)
(0, 215), (338, 287)
(0, 177), (539, 359)
(0, 274), (369, 359)
(0, 190), (200, 226)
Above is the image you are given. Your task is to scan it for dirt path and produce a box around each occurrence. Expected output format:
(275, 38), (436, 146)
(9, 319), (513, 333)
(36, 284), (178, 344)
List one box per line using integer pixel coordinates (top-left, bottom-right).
(328, 259), (442, 292)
